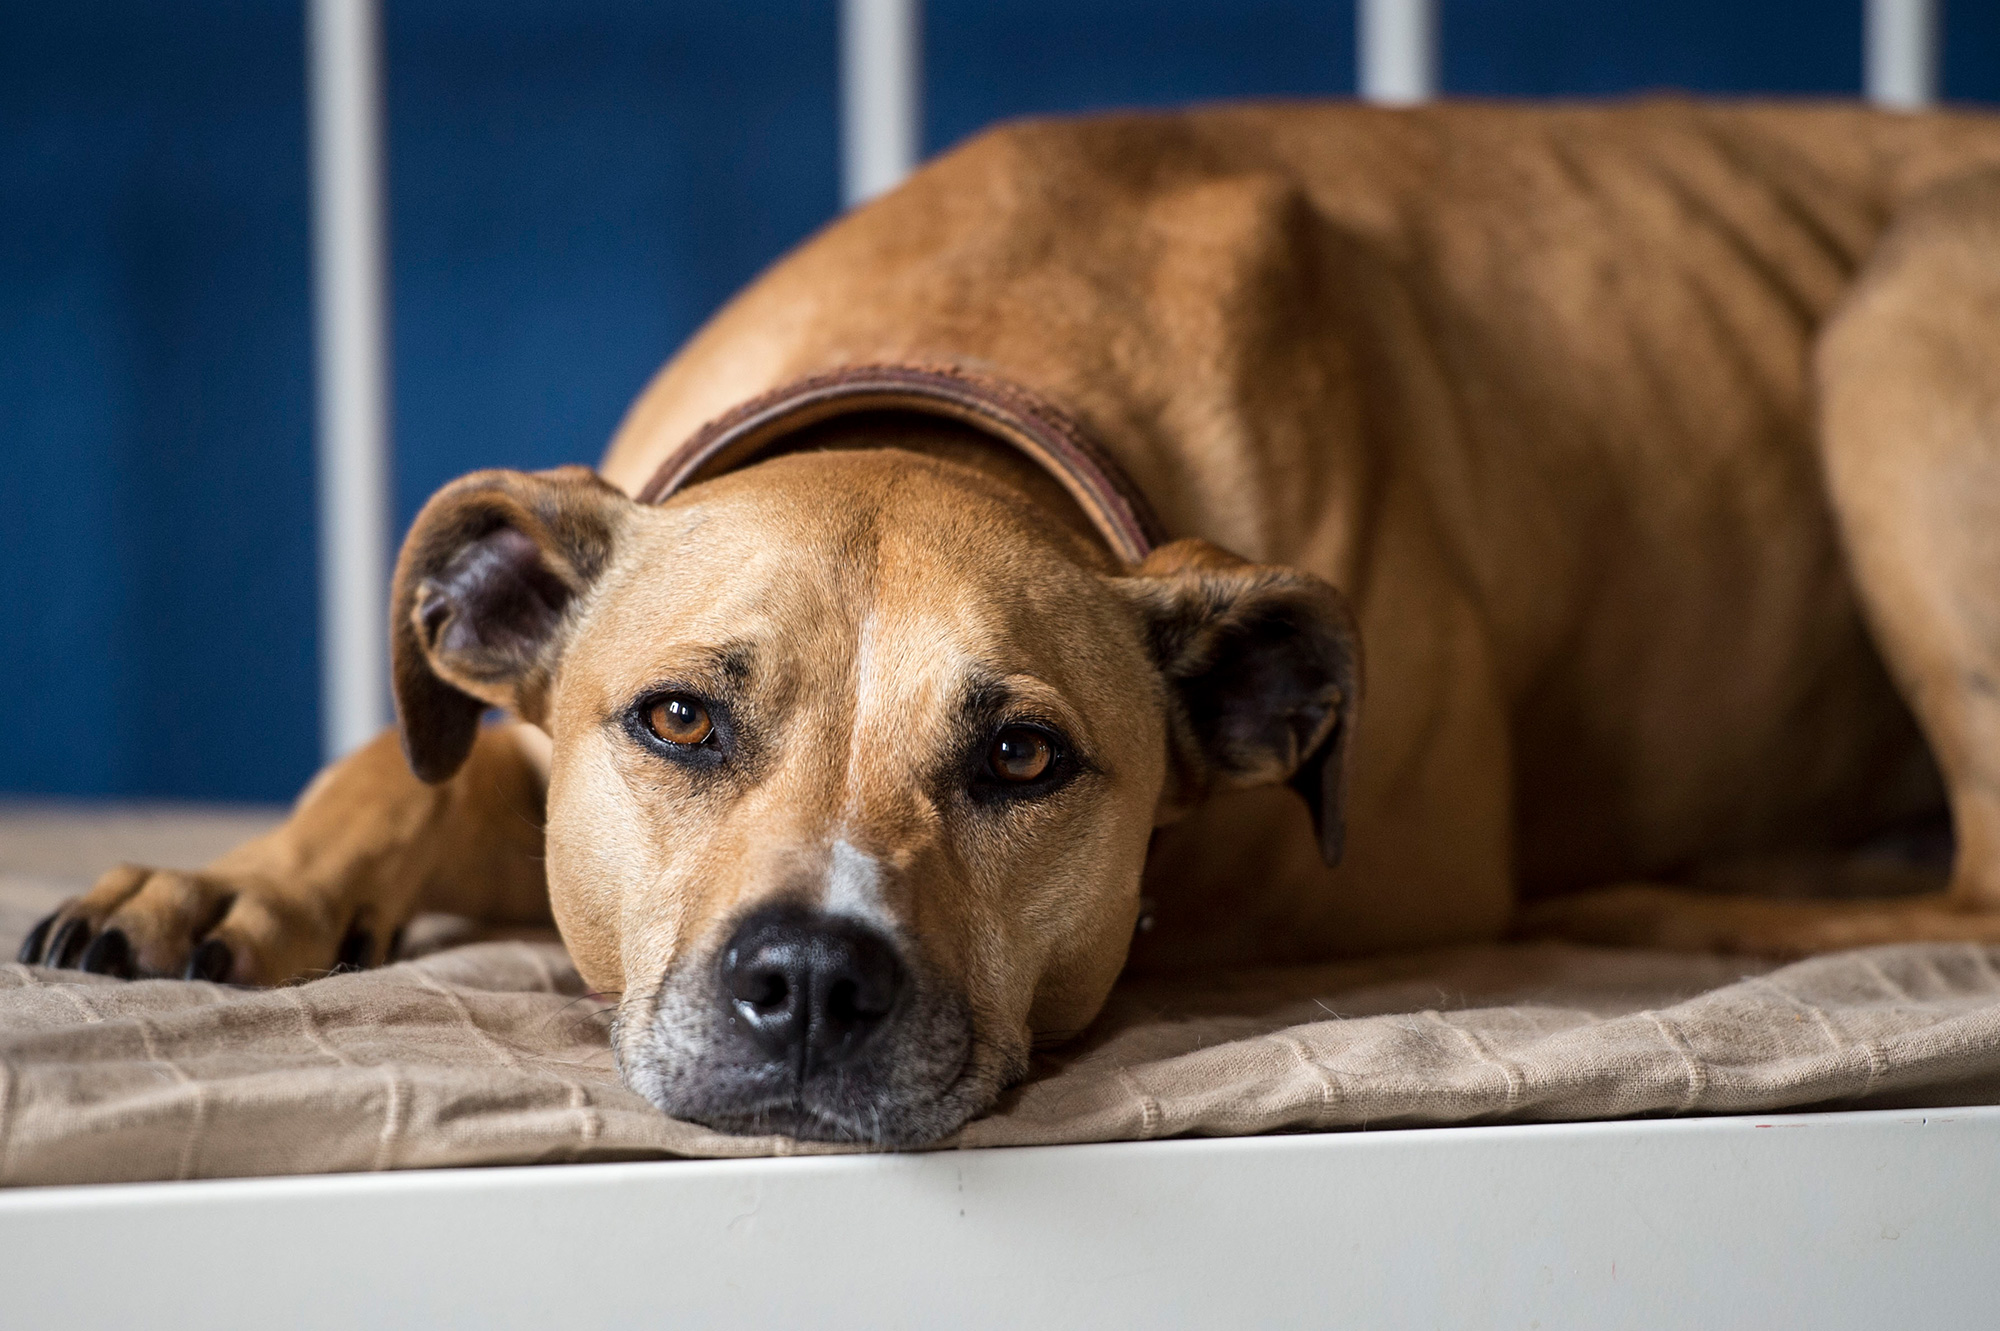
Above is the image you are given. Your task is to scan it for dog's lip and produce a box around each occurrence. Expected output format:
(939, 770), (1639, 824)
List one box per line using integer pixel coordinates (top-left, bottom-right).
(669, 1031), (985, 1146)
(686, 1099), (888, 1144)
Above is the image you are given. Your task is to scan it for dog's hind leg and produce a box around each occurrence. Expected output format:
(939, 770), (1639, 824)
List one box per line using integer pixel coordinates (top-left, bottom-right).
(1511, 881), (2000, 956)
(1818, 168), (2000, 915)
(1523, 169), (2000, 958)
(16, 722), (550, 984)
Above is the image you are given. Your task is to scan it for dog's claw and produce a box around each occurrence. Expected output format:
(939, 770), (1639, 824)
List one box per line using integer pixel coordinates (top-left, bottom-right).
(48, 918), (91, 969)
(334, 926), (373, 973)
(17, 913), (56, 965)
(78, 928), (136, 979)
(185, 938), (234, 984)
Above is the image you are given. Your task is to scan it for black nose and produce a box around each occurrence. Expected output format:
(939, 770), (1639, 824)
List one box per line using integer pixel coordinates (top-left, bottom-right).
(719, 908), (905, 1075)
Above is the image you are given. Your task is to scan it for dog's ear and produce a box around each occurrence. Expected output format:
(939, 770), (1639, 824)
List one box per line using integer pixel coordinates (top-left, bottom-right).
(389, 466), (631, 783)
(1114, 539), (1362, 866)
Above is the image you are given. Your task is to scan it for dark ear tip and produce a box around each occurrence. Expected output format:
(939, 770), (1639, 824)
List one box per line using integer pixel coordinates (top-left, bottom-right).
(401, 730), (477, 785)
(1319, 824), (1346, 869)
(403, 747), (463, 786)
(1286, 743), (1347, 869)
(396, 684), (486, 784)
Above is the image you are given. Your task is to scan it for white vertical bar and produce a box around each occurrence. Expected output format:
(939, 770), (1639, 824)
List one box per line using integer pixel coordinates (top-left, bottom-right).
(307, 0), (392, 761)
(1359, 0), (1438, 105)
(841, 0), (922, 206)
(1866, 0), (1939, 108)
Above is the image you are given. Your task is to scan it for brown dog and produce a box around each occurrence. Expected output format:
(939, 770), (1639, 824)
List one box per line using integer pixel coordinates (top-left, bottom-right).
(23, 99), (2000, 1144)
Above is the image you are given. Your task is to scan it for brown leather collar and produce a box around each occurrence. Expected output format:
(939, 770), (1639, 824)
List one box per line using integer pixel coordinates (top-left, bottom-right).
(635, 364), (1165, 566)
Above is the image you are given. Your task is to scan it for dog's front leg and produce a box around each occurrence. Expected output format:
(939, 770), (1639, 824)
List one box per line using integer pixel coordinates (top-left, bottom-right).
(17, 723), (550, 984)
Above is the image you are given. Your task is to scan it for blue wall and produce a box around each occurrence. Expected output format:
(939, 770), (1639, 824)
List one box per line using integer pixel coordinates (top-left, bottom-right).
(3, 0), (1997, 802)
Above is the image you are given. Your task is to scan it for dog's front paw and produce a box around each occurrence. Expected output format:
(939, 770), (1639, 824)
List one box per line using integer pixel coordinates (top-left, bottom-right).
(16, 864), (386, 985)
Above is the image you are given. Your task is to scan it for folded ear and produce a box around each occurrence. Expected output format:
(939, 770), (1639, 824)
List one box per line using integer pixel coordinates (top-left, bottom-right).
(389, 466), (631, 783)
(1114, 539), (1362, 866)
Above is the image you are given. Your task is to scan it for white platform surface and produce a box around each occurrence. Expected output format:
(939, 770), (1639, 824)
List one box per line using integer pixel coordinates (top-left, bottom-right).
(2, 1104), (1995, 1328)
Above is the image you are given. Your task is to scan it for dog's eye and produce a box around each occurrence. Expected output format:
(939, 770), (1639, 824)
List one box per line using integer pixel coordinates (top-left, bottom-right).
(644, 695), (713, 746)
(987, 727), (1054, 783)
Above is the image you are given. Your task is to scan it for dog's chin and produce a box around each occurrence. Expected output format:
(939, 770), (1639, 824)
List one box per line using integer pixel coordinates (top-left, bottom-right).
(616, 982), (1016, 1147)
(668, 1078), (993, 1147)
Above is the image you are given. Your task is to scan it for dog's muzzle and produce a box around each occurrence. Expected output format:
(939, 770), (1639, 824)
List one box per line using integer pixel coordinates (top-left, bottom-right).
(620, 904), (986, 1145)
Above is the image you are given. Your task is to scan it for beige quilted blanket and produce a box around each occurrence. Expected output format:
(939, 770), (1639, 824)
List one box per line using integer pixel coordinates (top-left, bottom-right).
(5, 806), (2000, 1187)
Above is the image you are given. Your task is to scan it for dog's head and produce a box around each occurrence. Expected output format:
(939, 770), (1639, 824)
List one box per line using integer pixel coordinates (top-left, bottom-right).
(388, 449), (1357, 1144)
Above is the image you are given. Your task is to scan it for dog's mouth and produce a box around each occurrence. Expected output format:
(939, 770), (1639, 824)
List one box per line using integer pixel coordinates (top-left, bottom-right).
(614, 907), (1004, 1146)
(669, 1054), (977, 1146)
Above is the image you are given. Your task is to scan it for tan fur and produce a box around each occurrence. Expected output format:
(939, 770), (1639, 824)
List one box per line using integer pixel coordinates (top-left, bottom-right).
(549, 455), (1166, 1098)
(35, 99), (2000, 1138)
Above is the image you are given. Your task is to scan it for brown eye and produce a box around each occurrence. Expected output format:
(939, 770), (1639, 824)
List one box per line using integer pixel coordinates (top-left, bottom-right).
(645, 695), (713, 746)
(988, 727), (1054, 783)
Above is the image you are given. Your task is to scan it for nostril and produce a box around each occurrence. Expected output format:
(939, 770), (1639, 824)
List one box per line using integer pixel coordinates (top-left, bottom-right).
(823, 973), (893, 1028)
(824, 977), (860, 1026)
(727, 955), (792, 1013)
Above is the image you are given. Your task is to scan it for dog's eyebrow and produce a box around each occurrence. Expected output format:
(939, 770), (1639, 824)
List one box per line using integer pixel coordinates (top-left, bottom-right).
(956, 672), (1083, 737)
(667, 641), (753, 687)
(957, 673), (1013, 726)
(711, 642), (755, 684)
(640, 643), (755, 699)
